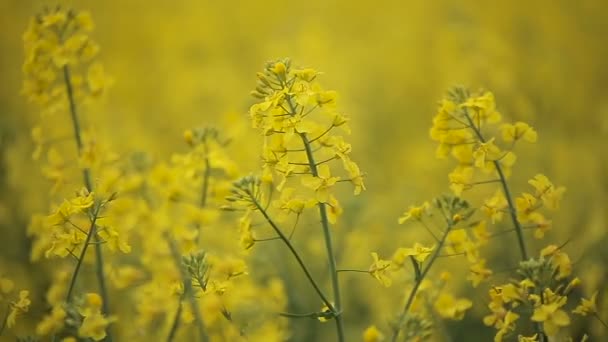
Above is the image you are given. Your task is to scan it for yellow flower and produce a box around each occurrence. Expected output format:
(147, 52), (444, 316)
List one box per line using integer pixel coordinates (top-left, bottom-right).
(271, 61), (287, 77)
(473, 138), (501, 171)
(301, 164), (340, 203)
(108, 265), (145, 290)
(531, 302), (570, 336)
(369, 252), (392, 287)
(77, 292), (116, 341)
(238, 212), (255, 250)
(344, 159), (366, 195)
(467, 259), (492, 287)
(573, 292), (598, 316)
(363, 325), (385, 342)
(36, 305), (67, 336)
(75, 11), (95, 31)
(326, 194), (343, 224)
(501, 122), (537, 143)
(97, 224), (132, 254)
(483, 191), (507, 223)
(78, 311), (116, 341)
(7, 290), (31, 328)
(398, 202), (430, 224)
(69, 190), (95, 211)
(274, 187), (314, 218)
(41, 11), (67, 28)
(515, 193), (539, 222)
(448, 167), (474, 196)
(518, 334), (539, 342)
(393, 243), (435, 264)
(494, 311), (519, 342)
(460, 91), (502, 125)
(293, 68), (319, 82)
(500, 283), (523, 304)
(434, 292), (472, 320)
(87, 63), (111, 96)
(528, 174), (566, 210)
(540, 245), (572, 279)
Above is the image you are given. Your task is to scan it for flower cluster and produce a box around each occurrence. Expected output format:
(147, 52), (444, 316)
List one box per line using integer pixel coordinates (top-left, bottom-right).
(367, 196), (476, 341)
(249, 58), (364, 212)
(22, 6), (110, 114)
(429, 88), (601, 341)
(0, 277), (31, 332)
(484, 246), (578, 341)
(112, 127), (288, 341)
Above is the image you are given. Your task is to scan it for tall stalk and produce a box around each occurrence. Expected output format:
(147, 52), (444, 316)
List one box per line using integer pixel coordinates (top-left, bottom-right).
(62, 65), (112, 341)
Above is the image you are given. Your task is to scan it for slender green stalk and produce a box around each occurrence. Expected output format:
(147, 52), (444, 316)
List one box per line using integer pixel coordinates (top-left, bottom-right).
(166, 297), (185, 342)
(65, 204), (101, 302)
(390, 220), (454, 342)
(299, 132), (345, 342)
(167, 151), (211, 342)
(62, 65), (112, 341)
(462, 110), (529, 260)
(0, 304), (9, 337)
(251, 196), (334, 310)
(593, 313), (608, 330)
(462, 109), (544, 339)
(281, 91), (344, 341)
(165, 234), (208, 342)
(200, 143), (211, 208)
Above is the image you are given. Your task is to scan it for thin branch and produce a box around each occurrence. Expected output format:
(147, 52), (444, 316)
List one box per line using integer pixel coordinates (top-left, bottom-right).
(390, 220), (453, 342)
(462, 108), (529, 261)
(250, 196), (334, 311)
(164, 234), (208, 342)
(63, 65), (112, 337)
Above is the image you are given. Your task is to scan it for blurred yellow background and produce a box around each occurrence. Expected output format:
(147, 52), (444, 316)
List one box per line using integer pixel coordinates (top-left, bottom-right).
(1, 0), (607, 341)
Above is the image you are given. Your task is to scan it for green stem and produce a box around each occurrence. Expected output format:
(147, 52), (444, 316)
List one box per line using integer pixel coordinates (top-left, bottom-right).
(168, 148), (211, 340)
(390, 220), (453, 342)
(166, 293), (186, 342)
(594, 313), (608, 330)
(200, 142), (211, 208)
(63, 65), (112, 341)
(251, 197), (334, 311)
(299, 132), (345, 342)
(65, 204), (101, 302)
(165, 234), (208, 342)
(461, 107), (540, 339)
(281, 90), (344, 341)
(462, 110), (529, 261)
(0, 305), (9, 336)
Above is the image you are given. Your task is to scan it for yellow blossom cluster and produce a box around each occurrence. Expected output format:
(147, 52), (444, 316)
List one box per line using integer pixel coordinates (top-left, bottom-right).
(483, 245), (579, 341)
(249, 59), (364, 212)
(22, 6), (110, 114)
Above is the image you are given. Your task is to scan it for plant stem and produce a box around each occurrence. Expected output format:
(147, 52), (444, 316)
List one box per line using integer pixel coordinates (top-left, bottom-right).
(166, 296), (184, 342)
(63, 65), (112, 341)
(165, 234), (208, 342)
(200, 142), (211, 208)
(0, 305), (9, 337)
(167, 148), (211, 341)
(462, 108), (542, 339)
(594, 313), (608, 330)
(65, 204), (101, 302)
(299, 132), (345, 342)
(251, 197), (334, 310)
(462, 110), (529, 261)
(281, 91), (344, 341)
(390, 220), (453, 342)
